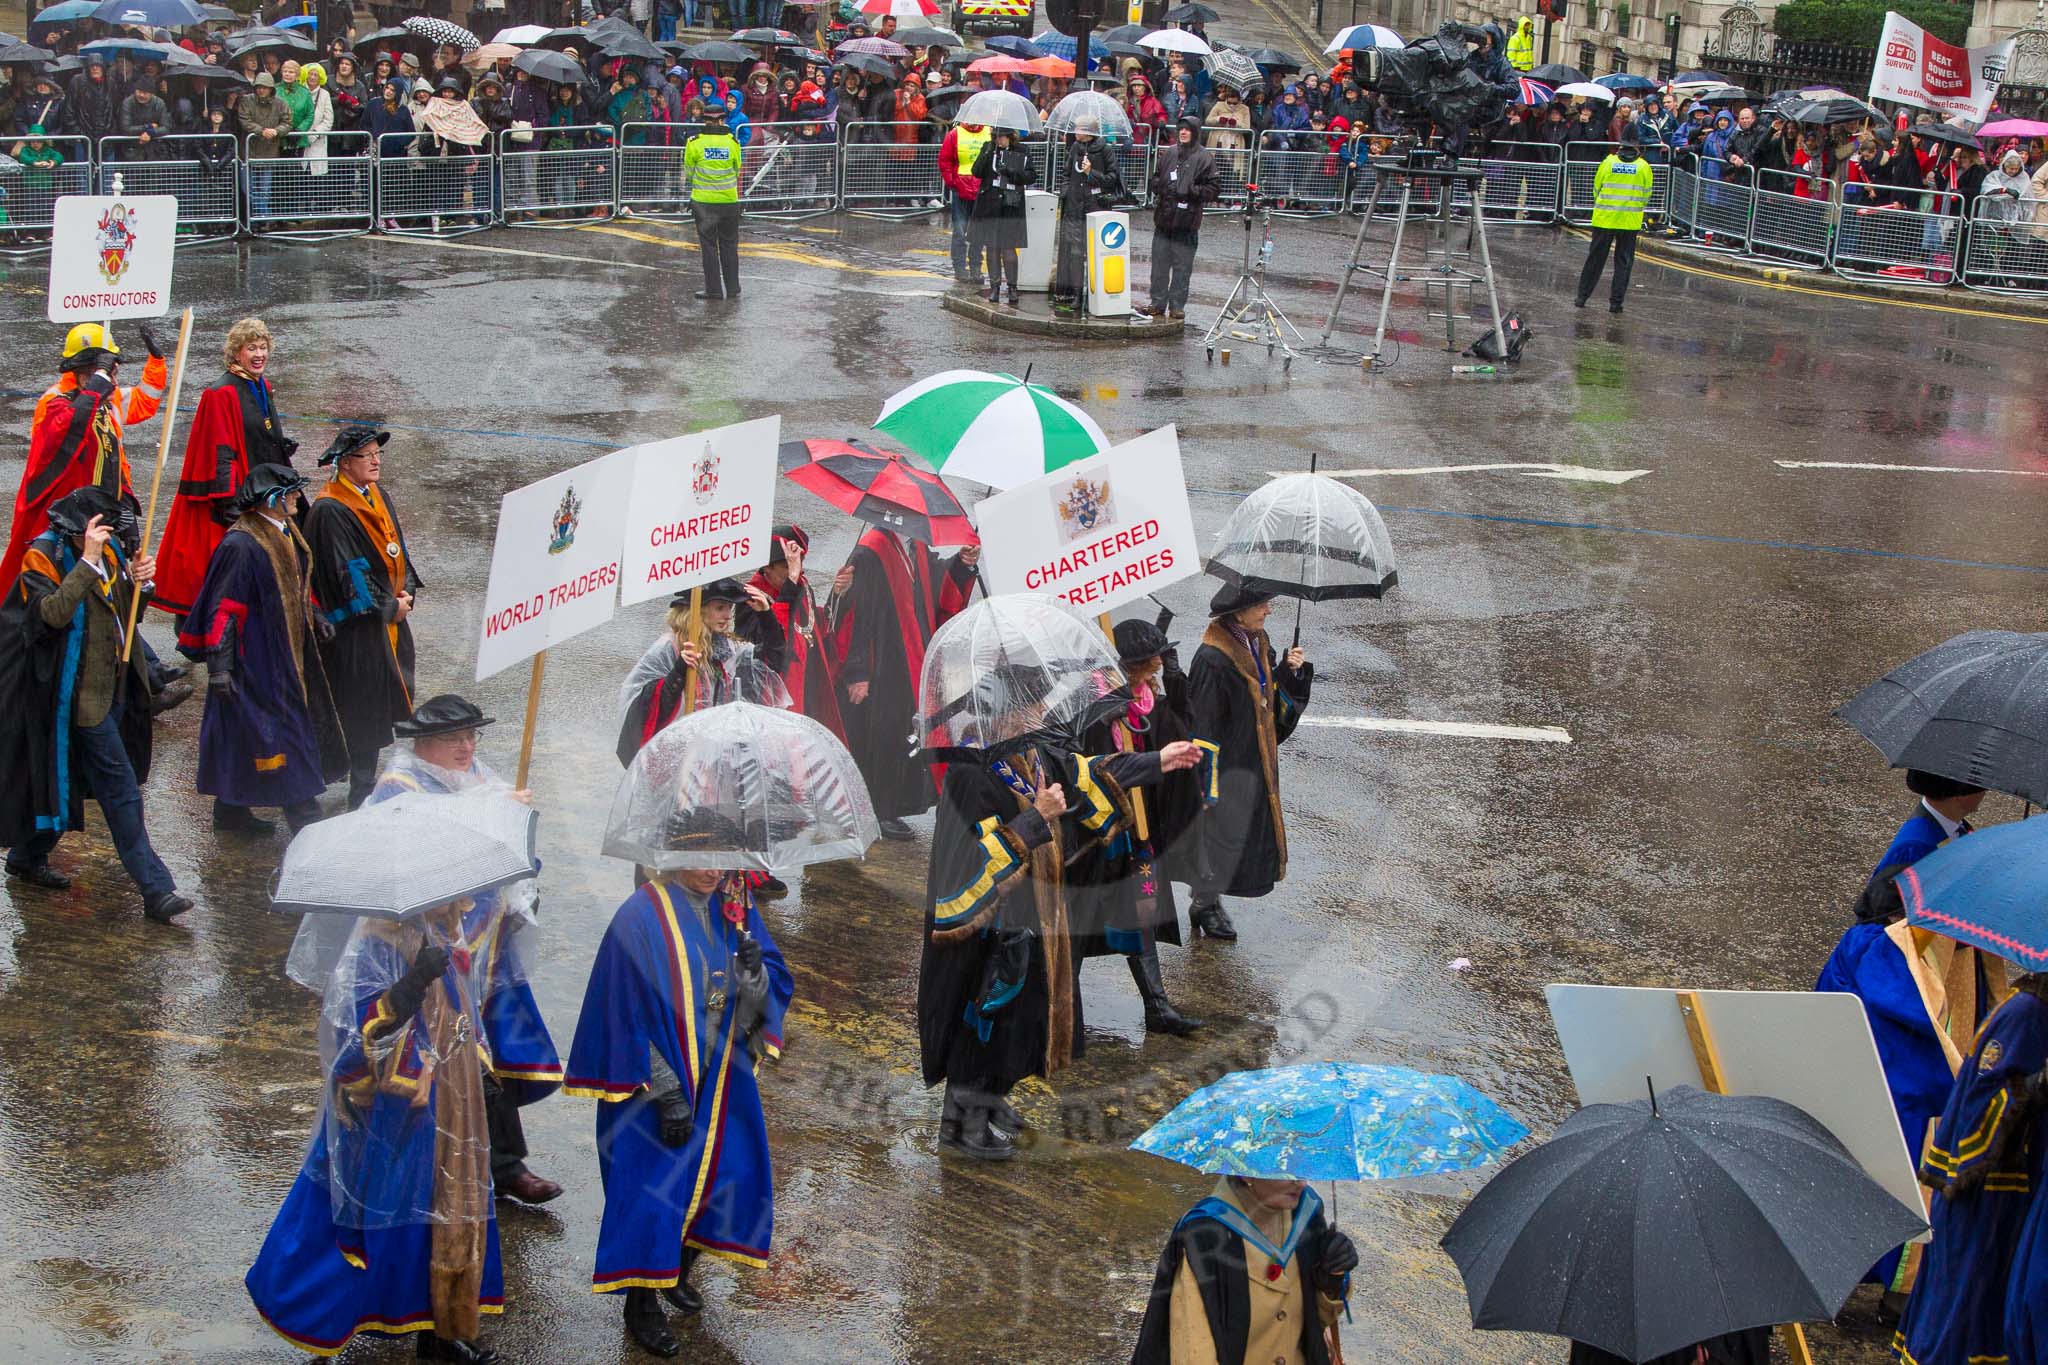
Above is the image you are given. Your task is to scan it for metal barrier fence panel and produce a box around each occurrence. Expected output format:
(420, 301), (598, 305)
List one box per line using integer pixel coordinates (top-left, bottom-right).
(500, 126), (615, 227)
(0, 134), (93, 253)
(1832, 190), (1963, 288)
(1198, 129), (1252, 208)
(97, 135), (241, 242)
(1666, 163), (1700, 235)
(375, 150), (495, 235)
(839, 121), (943, 219)
(246, 131), (373, 239)
(738, 122), (841, 219)
(1560, 146), (1611, 222)
(1251, 147), (1347, 215)
(1045, 137), (1153, 207)
(1743, 174), (1832, 269)
(1688, 159), (1754, 249)
(616, 128), (690, 219)
(1961, 195), (2048, 294)
(1452, 147), (1562, 224)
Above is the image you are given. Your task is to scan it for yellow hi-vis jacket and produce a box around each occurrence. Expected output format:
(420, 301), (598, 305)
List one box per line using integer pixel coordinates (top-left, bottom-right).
(1506, 17), (1535, 72)
(1590, 152), (1655, 230)
(685, 129), (741, 202)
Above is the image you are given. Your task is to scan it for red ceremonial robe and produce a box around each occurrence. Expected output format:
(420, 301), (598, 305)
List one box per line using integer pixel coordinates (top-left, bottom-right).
(739, 570), (845, 742)
(153, 378), (252, 616)
(0, 372), (146, 588)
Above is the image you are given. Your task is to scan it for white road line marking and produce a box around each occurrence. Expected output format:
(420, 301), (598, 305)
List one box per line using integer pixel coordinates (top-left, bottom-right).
(1304, 463), (1652, 485)
(1298, 716), (1573, 742)
(1774, 460), (2048, 478)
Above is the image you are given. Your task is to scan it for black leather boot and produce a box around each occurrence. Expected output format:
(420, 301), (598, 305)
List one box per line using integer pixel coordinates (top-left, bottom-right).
(624, 1287), (679, 1357)
(1188, 898), (1238, 942)
(938, 1084), (1015, 1161)
(416, 1334), (500, 1363)
(988, 1093), (1029, 1136)
(1129, 944), (1202, 1035)
(660, 1248), (703, 1314)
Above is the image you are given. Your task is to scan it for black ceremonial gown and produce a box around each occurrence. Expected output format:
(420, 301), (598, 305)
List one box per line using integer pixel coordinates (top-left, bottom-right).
(304, 477), (420, 773)
(1186, 620), (1311, 901)
(830, 527), (974, 821)
(1071, 673), (1201, 959)
(918, 741), (1160, 1096)
(1129, 1184), (1338, 1365)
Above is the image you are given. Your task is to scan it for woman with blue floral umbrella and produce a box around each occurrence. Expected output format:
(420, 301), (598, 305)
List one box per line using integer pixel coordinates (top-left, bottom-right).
(1128, 1061), (1526, 1364)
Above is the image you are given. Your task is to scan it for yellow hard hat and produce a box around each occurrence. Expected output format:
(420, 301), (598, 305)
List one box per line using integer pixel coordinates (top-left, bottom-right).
(62, 322), (121, 361)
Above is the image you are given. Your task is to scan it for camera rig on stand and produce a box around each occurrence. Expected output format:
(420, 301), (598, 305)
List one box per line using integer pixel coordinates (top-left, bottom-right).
(1200, 184), (1306, 369)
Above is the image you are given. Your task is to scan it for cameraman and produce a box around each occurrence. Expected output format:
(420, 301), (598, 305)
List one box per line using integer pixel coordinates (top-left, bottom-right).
(1145, 116), (1219, 320)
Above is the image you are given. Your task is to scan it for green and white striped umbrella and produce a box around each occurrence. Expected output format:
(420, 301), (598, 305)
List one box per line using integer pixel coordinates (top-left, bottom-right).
(874, 369), (1109, 489)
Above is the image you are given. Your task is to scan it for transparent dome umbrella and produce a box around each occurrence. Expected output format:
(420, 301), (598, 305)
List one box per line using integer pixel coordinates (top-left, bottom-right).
(603, 701), (879, 874)
(954, 88), (1042, 133)
(1047, 88), (1133, 140)
(917, 594), (1125, 753)
(270, 789), (539, 920)
(1205, 464), (1397, 647)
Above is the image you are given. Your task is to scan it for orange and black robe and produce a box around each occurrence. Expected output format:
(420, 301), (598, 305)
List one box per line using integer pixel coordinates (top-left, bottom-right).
(304, 475), (420, 766)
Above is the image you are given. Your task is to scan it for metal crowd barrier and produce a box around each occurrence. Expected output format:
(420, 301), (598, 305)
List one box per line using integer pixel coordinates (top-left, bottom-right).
(1453, 145), (1562, 224)
(97, 134), (240, 244)
(499, 125), (615, 228)
(1665, 162), (1700, 236)
(1744, 171), (1832, 269)
(838, 120), (942, 219)
(1198, 129), (1252, 209)
(1044, 136), (1153, 207)
(1561, 143), (1669, 225)
(617, 124), (690, 219)
(738, 122), (839, 220)
(1832, 189), (1962, 288)
(247, 130), (373, 240)
(1251, 146), (1346, 216)
(1686, 158), (1755, 250)
(375, 148), (493, 236)
(1961, 193), (2048, 294)
(0, 134), (93, 256)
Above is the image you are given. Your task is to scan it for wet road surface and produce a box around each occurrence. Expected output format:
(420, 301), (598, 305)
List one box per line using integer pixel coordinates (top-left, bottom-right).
(2, 118), (2046, 1365)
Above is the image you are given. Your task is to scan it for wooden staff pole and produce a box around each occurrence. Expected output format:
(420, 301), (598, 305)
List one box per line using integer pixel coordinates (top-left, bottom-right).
(120, 306), (194, 663)
(515, 650), (546, 790)
(1676, 991), (1815, 1365)
(681, 585), (704, 716)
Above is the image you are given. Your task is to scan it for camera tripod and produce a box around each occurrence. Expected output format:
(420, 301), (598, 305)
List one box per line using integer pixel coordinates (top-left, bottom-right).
(1308, 159), (1507, 370)
(1201, 190), (1304, 369)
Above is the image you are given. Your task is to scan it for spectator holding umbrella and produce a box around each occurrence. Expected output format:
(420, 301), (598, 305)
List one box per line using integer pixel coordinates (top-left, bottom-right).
(969, 124), (1033, 306)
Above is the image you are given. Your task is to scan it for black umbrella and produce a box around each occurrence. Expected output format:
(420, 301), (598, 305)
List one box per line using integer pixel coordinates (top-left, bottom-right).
(534, 25), (595, 51)
(1163, 1), (1219, 21)
(352, 25), (411, 57)
(1836, 630), (2048, 803)
(227, 26), (316, 61)
(595, 27), (662, 60)
(513, 47), (584, 85)
(1244, 45), (1300, 70)
(894, 26), (962, 47)
(1768, 93), (1882, 126)
(684, 39), (761, 64)
(836, 49), (899, 79)
(1528, 62), (1585, 84)
(0, 41), (53, 64)
(1442, 1087), (1926, 1364)
(732, 25), (805, 45)
(1102, 40), (1150, 59)
(1902, 121), (1979, 149)
(1100, 22), (1152, 43)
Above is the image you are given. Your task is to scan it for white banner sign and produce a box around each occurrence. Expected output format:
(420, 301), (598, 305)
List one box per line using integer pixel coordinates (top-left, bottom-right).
(474, 447), (635, 681)
(975, 425), (1201, 614)
(1869, 12), (2015, 122)
(47, 195), (178, 323)
(618, 415), (781, 607)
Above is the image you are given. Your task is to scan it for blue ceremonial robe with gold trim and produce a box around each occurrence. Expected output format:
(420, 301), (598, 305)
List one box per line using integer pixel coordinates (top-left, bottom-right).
(1895, 985), (2048, 1365)
(564, 880), (793, 1290)
(245, 930), (504, 1356)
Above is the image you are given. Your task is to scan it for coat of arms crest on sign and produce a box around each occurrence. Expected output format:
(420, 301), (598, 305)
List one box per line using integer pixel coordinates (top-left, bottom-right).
(692, 450), (721, 506)
(96, 201), (137, 285)
(1053, 474), (1116, 544)
(548, 485), (580, 555)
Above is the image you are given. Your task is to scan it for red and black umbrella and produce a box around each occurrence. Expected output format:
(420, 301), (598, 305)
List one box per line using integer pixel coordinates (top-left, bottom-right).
(778, 438), (977, 546)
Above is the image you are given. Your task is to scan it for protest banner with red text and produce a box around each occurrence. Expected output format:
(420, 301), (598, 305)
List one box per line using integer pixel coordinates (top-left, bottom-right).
(474, 447), (635, 680)
(975, 426), (1201, 614)
(1869, 12), (2014, 122)
(618, 416), (781, 607)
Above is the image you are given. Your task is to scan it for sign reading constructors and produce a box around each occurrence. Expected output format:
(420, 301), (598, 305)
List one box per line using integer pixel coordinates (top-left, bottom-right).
(1869, 11), (2015, 122)
(619, 415), (780, 607)
(47, 194), (178, 323)
(976, 425), (1201, 614)
(474, 447), (635, 680)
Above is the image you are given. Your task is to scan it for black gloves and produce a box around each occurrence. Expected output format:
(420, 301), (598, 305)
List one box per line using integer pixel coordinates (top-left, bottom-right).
(136, 323), (166, 360)
(381, 942), (450, 1029)
(735, 936), (763, 974)
(655, 1088), (695, 1147)
(732, 933), (771, 1058)
(280, 436), (300, 461)
(207, 669), (236, 701)
(1314, 1228), (1358, 1298)
(312, 613), (336, 643)
(80, 371), (116, 399)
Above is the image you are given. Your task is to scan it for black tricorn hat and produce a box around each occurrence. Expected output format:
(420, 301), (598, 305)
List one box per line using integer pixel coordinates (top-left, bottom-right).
(1113, 618), (1172, 666)
(235, 462), (311, 512)
(45, 485), (124, 538)
(669, 577), (750, 611)
(395, 693), (496, 738)
(765, 523), (809, 566)
(1208, 580), (1276, 618)
(319, 422), (390, 466)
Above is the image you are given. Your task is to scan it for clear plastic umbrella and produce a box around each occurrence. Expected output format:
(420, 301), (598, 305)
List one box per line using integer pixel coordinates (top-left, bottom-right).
(1206, 469), (1397, 646)
(270, 789), (539, 919)
(955, 88), (1041, 133)
(1047, 88), (1132, 140)
(917, 594), (1124, 752)
(603, 702), (878, 873)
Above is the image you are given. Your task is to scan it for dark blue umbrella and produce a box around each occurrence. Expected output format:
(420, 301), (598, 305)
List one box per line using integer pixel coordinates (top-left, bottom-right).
(1673, 68), (1728, 83)
(1900, 814), (2048, 970)
(31, 0), (101, 23)
(91, 0), (207, 25)
(985, 34), (1045, 58)
(1594, 72), (1657, 93)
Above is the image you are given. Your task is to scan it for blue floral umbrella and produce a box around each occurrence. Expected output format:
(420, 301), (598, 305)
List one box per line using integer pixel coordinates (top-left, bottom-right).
(1131, 1061), (1528, 1181)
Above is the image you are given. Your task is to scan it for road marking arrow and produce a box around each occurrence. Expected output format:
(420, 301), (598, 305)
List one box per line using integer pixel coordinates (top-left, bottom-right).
(1298, 463), (1651, 485)
(1298, 716), (1573, 743)
(1775, 460), (2048, 479)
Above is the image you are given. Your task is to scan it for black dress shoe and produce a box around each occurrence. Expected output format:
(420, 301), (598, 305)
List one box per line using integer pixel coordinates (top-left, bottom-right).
(1188, 899), (1238, 942)
(151, 662), (192, 686)
(416, 1335), (499, 1363)
(143, 892), (193, 924)
(693, 288), (724, 300)
(939, 1103), (1016, 1161)
(623, 1287), (679, 1357)
(147, 679), (195, 715)
(659, 1277), (703, 1314)
(1609, 304), (1624, 314)
(211, 800), (272, 835)
(878, 817), (914, 841)
(6, 861), (70, 890)
(1573, 296), (1587, 308)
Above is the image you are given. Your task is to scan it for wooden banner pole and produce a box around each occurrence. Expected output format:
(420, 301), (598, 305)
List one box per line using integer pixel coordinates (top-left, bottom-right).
(515, 649), (546, 790)
(681, 585), (704, 716)
(121, 306), (194, 662)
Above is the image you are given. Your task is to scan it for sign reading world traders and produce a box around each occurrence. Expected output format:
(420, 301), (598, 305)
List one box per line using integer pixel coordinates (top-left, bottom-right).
(619, 415), (781, 606)
(47, 194), (178, 323)
(474, 446), (636, 681)
(976, 425), (1201, 613)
